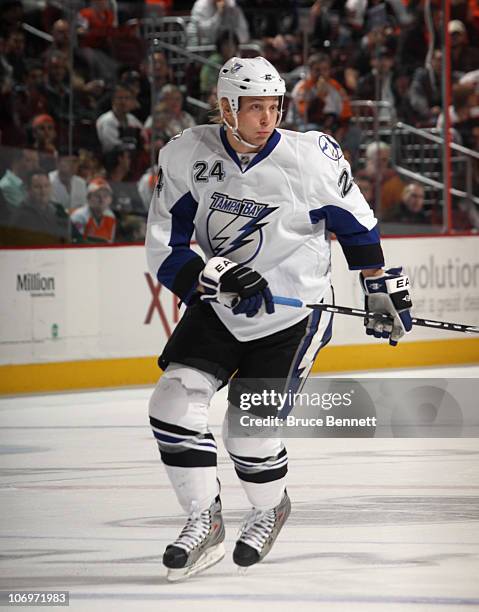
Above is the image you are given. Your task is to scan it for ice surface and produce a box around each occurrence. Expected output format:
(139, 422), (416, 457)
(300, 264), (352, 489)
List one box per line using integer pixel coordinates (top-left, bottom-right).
(1, 365), (478, 611)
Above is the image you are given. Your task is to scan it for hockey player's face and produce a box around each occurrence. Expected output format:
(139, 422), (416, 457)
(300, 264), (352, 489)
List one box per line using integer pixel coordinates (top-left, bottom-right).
(236, 96), (279, 149)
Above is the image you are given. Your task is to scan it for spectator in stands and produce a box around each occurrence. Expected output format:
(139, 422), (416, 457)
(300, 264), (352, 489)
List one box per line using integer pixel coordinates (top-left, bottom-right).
(357, 141), (405, 218)
(353, 19), (397, 78)
(117, 214), (146, 242)
(40, 51), (73, 128)
(49, 150), (88, 213)
(449, 20), (479, 77)
(290, 53), (347, 128)
(408, 49), (442, 127)
(41, 41), (107, 130)
(71, 176), (116, 243)
(460, 69), (479, 95)
(355, 174), (374, 205)
(77, 0), (116, 36)
(466, 0), (479, 35)
(14, 60), (48, 126)
(119, 69), (147, 121)
(261, 32), (303, 74)
(10, 169), (69, 245)
(356, 45), (397, 123)
(383, 182), (429, 224)
(289, 52), (360, 163)
(237, 0), (298, 38)
(144, 0), (173, 17)
(4, 28), (25, 84)
(46, 19), (71, 59)
(31, 114), (58, 172)
(310, 1), (353, 51)
(145, 85), (196, 137)
(345, 0), (412, 32)
(187, 0), (250, 46)
(142, 50), (173, 103)
(46, 18), (117, 84)
(102, 146), (146, 241)
(396, 4), (441, 73)
(437, 83), (478, 147)
(0, 1), (23, 38)
(103, 146), (144, 215)
(143, 103), (170, 158)
(392, 66), (416, 124)
(96, 84), (144, 153)
(200, 31), (239, 99)
(77, 150), (104, 183)
(0, 148), (39, 209)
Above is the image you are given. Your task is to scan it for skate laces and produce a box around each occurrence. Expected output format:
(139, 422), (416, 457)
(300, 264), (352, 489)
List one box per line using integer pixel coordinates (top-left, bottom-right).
(173, 502), (211, 552)
(238, 507), (276, 553)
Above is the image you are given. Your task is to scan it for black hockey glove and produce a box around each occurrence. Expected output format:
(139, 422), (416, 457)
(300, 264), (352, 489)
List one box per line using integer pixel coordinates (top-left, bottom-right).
(199, 256), (275, 318)
(360, 267), (413, 346)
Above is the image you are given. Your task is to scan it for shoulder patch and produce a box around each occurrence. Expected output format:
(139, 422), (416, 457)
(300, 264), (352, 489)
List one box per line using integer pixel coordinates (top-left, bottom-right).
(318, 134), (343, 162)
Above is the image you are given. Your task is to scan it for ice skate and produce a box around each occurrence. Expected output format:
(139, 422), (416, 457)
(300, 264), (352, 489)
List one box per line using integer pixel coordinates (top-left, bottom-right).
(163, 495), (225, 582)
(233, 489), (291, 567)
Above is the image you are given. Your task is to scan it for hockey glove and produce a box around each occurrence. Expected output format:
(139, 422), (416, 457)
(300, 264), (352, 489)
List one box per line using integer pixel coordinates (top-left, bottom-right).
(360, 267), (413, 346)
(199, 256), (274, 318)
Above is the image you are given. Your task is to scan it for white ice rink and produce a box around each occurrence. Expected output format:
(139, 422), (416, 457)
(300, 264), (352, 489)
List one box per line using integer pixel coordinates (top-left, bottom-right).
(1, 366), (479, 612)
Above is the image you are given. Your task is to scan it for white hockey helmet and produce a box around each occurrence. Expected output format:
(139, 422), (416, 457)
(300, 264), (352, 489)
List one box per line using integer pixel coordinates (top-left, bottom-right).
(217, 56), (286, 119)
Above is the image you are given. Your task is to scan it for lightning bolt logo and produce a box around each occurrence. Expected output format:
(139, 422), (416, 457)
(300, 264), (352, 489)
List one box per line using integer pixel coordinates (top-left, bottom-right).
(206, 193), (278, 264)
(221, 206), (277, 258)
(211, 226), (232, 253)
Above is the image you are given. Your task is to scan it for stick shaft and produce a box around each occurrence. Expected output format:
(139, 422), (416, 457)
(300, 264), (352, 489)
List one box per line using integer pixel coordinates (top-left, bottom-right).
(272, 296), (479, 334)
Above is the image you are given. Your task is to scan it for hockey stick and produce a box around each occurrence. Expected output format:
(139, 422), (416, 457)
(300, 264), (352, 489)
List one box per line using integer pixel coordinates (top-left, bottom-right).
(272, 296), (479, 334)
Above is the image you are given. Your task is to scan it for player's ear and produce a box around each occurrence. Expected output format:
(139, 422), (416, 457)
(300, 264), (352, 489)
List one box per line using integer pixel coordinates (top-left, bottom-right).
(220, 97), (233, 121)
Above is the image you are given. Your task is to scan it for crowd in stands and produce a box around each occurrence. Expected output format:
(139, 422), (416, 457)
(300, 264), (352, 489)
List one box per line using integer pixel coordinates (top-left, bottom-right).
(0, 0), (479, 247)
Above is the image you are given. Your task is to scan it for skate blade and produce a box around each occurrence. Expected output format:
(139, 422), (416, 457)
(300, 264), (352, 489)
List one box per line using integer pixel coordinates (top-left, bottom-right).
(166, 542), (225, 583)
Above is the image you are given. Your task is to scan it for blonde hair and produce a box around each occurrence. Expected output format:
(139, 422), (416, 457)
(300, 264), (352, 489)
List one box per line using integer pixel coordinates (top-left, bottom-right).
(211, 102), (223, 125)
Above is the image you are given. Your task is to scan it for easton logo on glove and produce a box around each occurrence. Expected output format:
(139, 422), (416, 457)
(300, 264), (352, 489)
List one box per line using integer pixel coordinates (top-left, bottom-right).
(212, 258), (237, 274)
(360, 267), (413, 346)
(199, 256), (275, 318)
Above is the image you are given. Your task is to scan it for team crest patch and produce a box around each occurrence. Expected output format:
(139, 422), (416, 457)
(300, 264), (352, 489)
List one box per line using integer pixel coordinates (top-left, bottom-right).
(230, 62), (243, 74)
(318, 134), (343, 162)
(206, 192), (277, 264)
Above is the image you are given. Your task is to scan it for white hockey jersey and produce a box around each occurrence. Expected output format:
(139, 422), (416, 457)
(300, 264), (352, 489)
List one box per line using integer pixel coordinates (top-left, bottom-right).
(146, 125), (384, 341)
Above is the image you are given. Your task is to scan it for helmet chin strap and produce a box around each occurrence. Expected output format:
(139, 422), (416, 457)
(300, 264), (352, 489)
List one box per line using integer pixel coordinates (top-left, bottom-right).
(223, 115), (261, 150)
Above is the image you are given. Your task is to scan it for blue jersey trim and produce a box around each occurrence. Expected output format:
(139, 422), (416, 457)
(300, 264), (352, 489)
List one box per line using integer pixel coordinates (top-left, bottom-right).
(157, 191), (199, 290)
(309, 205), (381, 246)
(220, 126), (241, 169)
(247, 129), (281, 170)
(219, 126), (281, 173)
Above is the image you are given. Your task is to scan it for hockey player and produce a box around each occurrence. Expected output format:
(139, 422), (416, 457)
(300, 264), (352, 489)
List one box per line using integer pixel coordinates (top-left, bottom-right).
(145, 56), (413, 581)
